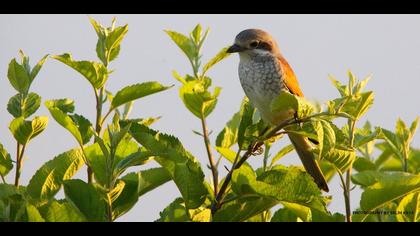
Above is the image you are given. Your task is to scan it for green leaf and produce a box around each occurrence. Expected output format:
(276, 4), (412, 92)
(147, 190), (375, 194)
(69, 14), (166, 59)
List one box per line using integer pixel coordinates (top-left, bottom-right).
(313, 119), (336, 159)
(111, 168), (171, 219)
(190, 24), (202, 45)
(270, 92), (297, 114)
(70, 114), (94, 145)
(410, 117), (419, 138)
(9, 116), (48, 145)
(270, 92), (314, 119)
(353, 157), (376, 172)
(30, 54), (49, 81)
(279, 202), (312, 222)
(52, 53), (109, 89)
(7, 58), (31, 93)
(230, 164), (326, 214)
(216, 108), (241, 148)
(63, 179), (106, 222)
(165, 30), (196, 63)
(156, 198), (190, 222)
(44, 99), (75, 113)
(178, 78), (221, 118)
(111, 173), (138, 219)
(352, 171), (420, 221)
(85, 138), (140, 186)
(26, 148), (85, 203)
(238, 98), (256, 150)
(137, 168), (172, 197)
(328, 75), (348, 97)
(319, 160), (336, 182)
(253, 166), (327, 212)
(113, 150), (154, 177)
(322, 148), (356, 173)
(270, 144), (294, 167)
(396, 192), (420, 222)
(354, 126), (380, 148)
(213, 197), (277, 222)
(7, 92), (41, 118)
(379, 128), (403, 160)
(0, 144), (13, 177)
(45, 102), (83, 146)
(352, 75), (371, 95)
(327, 91), (374, 120)
(44, 200), (86, 222)
(215, 147), (238, 163)
(26, 204), (45, 222)
(128, 123), (208, 209)
(104, 24), (128, 64)
(111, 82), (172, 109)
(202, 47), (230, 75)
(271, 207), (300, 222)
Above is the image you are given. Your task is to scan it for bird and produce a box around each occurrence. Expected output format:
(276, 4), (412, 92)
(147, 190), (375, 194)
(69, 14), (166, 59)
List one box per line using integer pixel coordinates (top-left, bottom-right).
(227, 29), (329, 192)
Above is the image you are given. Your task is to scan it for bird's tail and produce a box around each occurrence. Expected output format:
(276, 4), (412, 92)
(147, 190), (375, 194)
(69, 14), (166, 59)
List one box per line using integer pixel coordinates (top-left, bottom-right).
(288, 132), (329, 192)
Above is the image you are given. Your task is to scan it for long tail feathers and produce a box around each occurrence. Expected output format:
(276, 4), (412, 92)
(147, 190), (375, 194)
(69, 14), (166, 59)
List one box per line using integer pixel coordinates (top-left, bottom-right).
(288, 133), (329, 192)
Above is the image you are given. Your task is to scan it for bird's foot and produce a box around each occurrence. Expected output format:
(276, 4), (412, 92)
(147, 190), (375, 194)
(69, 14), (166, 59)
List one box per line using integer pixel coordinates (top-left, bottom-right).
(250, 140), (264, 156)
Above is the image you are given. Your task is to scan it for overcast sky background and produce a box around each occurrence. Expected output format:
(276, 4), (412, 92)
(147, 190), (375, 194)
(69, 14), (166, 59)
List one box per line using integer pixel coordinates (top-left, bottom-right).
(1, 14), (420, 221)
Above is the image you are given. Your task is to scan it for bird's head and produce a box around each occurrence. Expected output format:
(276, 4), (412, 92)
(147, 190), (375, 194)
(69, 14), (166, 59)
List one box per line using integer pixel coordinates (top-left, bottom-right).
(227, 29), (280, 57)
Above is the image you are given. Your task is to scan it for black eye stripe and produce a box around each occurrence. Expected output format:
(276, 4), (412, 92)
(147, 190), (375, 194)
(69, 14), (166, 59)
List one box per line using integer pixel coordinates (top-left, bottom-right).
(256, 42), (272, 51)
(250, 41), (259, 47)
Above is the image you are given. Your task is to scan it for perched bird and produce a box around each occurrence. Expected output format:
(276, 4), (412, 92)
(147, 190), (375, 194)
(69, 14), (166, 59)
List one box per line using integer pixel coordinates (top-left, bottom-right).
(227, 29), (329, 192)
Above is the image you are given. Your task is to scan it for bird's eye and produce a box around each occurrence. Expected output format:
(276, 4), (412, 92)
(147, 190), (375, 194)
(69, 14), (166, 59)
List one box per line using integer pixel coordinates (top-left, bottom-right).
(249, 41), (259, 48)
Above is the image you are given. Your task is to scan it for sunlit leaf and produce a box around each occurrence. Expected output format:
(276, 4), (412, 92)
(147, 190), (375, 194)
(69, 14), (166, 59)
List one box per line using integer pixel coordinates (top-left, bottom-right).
(165, 30), (196, 63)
(7, 93), (41, 118)
(26, 148), (85, 203)
(30, 54), (49, 82)
(129, 123), (208, 209)
(202, 47), (230, 75)
(179, 78), (221, 118)
(7, 58), (30, 93)
(52, 53), (109, 89)
(270, 144), (294, 167)
(63, 179), (106, 222)
(0, 143), (13, 177)
(396, 192), (420, 222)
(44, 200), (86, 222)
(111, 82), (173, 109)
(352, 171), (420, 221)
(156, 198), (189, 222)
(9, 116), (48, 145)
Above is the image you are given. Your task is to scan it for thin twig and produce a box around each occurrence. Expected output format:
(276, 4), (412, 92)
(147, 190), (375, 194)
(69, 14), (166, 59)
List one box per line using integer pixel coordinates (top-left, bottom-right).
(211, 116), (299, 214)
(200, 114), (218, 196)
(14, 143), (25, 187)
(344, 120), (356, 222)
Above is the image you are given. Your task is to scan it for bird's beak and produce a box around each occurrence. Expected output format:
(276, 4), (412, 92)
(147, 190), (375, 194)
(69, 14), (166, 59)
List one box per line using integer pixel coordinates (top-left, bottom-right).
(227, 44), (244, 53)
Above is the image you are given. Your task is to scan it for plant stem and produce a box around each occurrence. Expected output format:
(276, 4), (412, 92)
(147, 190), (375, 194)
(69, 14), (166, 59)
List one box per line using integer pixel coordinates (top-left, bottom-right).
(211, 111), (346, 215)
(0, 174), (5, 184)
(200, 114), (218, 196)
(14, 143), (25, 187)
(403, 147), (409, 172)
(344, 120), (356, 222)
(88, 87), (105, 184)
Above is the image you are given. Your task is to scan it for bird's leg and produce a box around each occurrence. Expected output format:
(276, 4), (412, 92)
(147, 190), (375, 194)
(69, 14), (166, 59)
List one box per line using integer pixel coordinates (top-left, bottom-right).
(294, 112), (303, 128)
(250, 139), (264, 156)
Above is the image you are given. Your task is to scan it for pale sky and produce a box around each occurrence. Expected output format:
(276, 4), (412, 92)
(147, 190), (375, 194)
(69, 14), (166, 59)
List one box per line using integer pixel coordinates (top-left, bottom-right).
(1, 14), (419, 221)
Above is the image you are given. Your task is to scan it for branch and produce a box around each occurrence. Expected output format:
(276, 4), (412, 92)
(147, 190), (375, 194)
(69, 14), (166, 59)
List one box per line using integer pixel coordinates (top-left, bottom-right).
(200, 114), (218, 196)
(211, 115), (300, 214)
(210, 110), (342, 214)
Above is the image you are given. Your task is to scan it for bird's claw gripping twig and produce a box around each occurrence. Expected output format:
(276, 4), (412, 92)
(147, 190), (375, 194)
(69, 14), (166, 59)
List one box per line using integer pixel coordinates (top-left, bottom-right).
(250, 140), (264, 156)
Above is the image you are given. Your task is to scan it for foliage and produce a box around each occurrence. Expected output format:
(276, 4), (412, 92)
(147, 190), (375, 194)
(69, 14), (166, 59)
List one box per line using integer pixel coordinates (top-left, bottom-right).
(1, 18), (419, 222)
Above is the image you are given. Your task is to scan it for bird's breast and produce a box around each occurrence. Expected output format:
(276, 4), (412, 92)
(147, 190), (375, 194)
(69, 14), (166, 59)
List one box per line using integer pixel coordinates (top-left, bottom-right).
(238, 55), (293, 125)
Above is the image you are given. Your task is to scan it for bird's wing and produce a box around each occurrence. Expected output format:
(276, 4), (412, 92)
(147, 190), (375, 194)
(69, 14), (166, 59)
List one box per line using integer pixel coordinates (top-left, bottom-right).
(277, 56), (304, 97)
